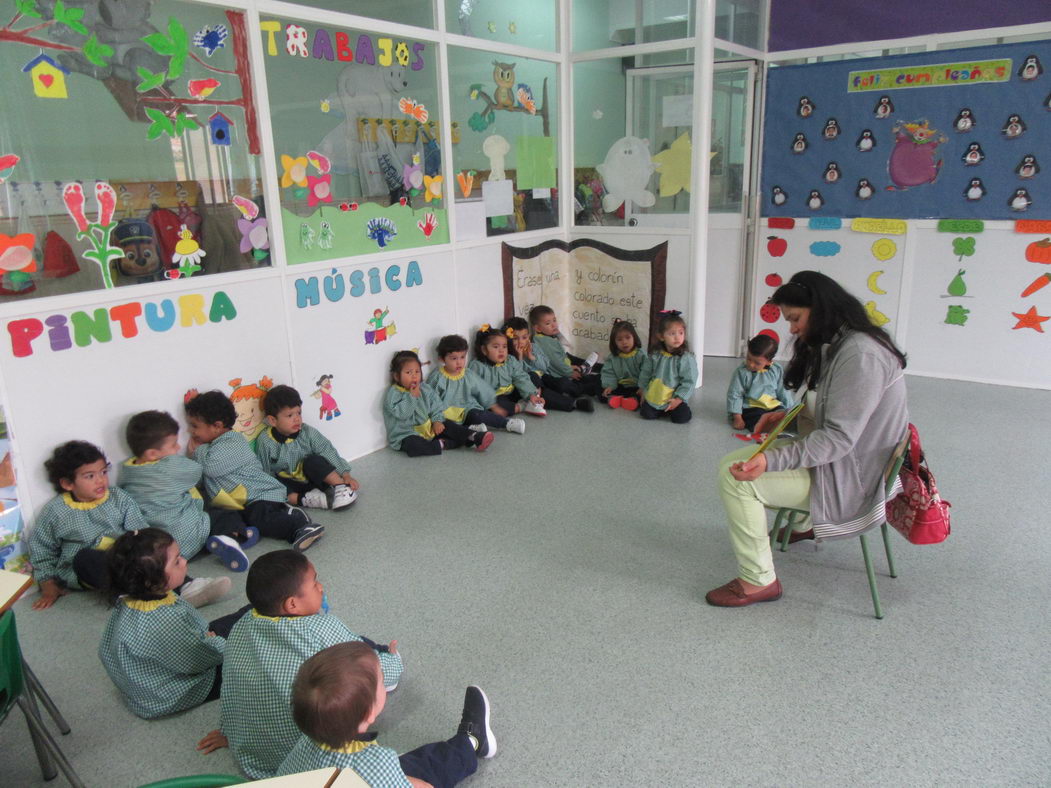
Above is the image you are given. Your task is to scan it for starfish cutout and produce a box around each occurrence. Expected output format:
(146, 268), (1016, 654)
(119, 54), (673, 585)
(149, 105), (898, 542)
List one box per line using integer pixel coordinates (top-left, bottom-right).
(1011, 305), (1049, 332)
(651, 132), (693, 197)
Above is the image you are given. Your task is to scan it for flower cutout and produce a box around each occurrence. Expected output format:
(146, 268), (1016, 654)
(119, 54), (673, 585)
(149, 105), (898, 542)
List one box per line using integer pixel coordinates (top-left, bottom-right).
(306, 174), (332, 207)
(424, 174), (443, 203)
(281, 155), (309, 188)
(0, 233), (37, 272)
(171, 224), (206, 267)
(237, 217), (269, 254)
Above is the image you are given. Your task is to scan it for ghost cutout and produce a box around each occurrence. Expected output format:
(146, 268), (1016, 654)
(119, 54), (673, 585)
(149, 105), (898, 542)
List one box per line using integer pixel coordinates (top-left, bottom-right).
(596, 136), (656, 213)
(482, 135), (511, 181)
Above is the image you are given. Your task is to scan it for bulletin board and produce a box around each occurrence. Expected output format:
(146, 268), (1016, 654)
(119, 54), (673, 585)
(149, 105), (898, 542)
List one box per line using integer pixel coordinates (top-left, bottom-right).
(761, 41), (1051, 221)
(501, 239), (667, 359)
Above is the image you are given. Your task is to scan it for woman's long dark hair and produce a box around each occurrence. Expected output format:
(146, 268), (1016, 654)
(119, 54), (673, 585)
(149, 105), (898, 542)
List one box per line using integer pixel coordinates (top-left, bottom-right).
(770, 271), (906, 391)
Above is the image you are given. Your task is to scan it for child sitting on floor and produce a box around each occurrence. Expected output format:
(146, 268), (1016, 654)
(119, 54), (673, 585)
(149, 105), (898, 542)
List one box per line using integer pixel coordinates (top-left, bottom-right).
(256, 384), (360, 511)
(277, 642), (496, 786)
(29, 440), (148, 609)
(528, 305), (598, 411)
(427, 333), (526, 435)
(119, 410), (258, 573)
(727, 333), (794, 433)
(600, 319), (644, 410)
(185, 391), (325, 552)
(503, 317), (577, 414)
(197, 550), (403, 779)
(637, 310), (698, 425)
(383, 350), (493, 456)
(98, 528), (249, 719)
(470, 324), (546, 418)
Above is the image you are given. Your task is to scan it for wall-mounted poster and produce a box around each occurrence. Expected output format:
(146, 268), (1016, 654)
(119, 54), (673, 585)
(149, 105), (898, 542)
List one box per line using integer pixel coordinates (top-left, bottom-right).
(762, 41), (1051, 220)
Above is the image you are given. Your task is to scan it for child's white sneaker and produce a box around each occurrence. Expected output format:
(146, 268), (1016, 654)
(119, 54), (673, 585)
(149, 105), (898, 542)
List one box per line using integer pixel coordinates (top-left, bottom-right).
(180, 576), (232, 608)
(331, 484), (357, 510)
(505, 418), (526, 434)
(301, 489), (329, 509)
(468, 423), (488, 432)
(523, 401), (546, 417)
(206, 535), (249, 572)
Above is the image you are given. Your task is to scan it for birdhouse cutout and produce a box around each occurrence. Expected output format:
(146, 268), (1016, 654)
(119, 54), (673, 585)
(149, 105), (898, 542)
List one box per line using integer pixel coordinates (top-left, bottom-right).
(208, 112), (233, 145)
(22, 54), (69, 99)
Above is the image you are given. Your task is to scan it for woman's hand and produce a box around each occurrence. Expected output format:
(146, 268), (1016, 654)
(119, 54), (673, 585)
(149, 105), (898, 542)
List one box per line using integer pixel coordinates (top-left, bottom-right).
(729, 452), (767, 481)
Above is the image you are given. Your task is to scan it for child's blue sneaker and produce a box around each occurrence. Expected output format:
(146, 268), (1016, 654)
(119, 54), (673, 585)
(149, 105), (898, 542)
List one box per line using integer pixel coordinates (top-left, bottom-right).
(238, 526), (260, 550)
(206, 535), (250, 572)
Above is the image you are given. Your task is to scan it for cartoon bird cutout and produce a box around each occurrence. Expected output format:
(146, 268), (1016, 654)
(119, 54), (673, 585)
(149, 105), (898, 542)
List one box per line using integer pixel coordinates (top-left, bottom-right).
(952, 108), (975, 133)
(807, 190), (823, 210)
(873, 96), (894, 119)
(855, 130), (875, 152)
(856, 178), (874, 200)
(822, 118), (840, 139)
(771, 185), (787, 206)
(1002, 114), (1026, 139)
(188, 78), (221, 99)
(492, 61), (516, 109)
(1018, 54), (1043, 81)
(964, 178), (985, 202)
(1009, 188), (1032, 212)
(516, 83), (536, 115)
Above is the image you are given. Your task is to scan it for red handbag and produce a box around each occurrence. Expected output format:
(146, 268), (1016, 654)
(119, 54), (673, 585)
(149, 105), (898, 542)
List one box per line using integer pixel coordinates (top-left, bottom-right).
(886, 423), (951, 544)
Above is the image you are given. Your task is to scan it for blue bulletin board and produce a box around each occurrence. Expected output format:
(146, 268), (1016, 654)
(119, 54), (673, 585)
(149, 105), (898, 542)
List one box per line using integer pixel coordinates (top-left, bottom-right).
(761, 41), (1051, 220)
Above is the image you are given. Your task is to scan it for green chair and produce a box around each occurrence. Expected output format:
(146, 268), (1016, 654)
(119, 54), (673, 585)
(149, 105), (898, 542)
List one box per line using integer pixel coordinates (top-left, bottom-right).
(138, 776), (247, 788)
(769, 432), (910, 619)
(0, 609), (86, 787)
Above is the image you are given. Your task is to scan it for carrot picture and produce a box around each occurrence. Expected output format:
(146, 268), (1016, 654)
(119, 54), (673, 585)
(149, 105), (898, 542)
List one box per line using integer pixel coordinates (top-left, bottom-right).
(1020, 273), (1051, 298)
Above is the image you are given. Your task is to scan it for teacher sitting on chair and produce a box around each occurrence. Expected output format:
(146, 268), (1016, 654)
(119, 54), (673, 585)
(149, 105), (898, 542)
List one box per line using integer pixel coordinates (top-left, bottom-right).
(706, 270), (908, 607)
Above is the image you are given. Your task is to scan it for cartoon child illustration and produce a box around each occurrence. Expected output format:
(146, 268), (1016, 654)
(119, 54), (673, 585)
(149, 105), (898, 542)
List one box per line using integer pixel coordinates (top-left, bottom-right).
(311, 375), (341, 420)
(369, 307), (389, 331)
(229, 376), (272, 448)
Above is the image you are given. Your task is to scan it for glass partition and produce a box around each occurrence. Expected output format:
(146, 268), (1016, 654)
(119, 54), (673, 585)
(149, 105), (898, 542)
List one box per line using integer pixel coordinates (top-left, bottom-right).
(573, 0), (694, 51)
(0, 0), (269, 302)
(283, 1), (435, 30)
(446, 0), (557, 51)
(448, 47), (559, 236)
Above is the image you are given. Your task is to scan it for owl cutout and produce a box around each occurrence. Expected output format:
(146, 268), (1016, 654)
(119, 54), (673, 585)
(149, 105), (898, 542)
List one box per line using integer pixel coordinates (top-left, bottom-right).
(492, 61), (516, 109)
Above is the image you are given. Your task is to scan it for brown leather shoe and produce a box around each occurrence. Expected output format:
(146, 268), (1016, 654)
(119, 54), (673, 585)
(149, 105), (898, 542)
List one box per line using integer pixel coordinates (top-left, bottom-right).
(776, 527), (815, 544)
(705, 578), (783, 607)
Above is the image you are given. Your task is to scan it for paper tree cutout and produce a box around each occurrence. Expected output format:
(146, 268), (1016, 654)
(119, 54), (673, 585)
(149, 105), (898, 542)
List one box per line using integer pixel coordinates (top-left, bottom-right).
(651, 133), (692, 198)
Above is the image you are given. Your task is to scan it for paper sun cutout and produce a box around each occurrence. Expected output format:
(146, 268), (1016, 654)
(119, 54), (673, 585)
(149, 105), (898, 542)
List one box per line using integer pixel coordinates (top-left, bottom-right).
(651, 132), (692, 198)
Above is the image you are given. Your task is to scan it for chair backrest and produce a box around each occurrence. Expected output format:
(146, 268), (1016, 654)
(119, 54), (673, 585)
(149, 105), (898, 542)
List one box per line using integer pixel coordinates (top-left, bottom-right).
(883, 429), (911, 496)
(0, 609), (27, 719)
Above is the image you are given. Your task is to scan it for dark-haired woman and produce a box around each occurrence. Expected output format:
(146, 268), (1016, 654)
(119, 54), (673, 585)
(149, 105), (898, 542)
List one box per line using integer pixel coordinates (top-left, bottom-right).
(706, 271), (908, 607)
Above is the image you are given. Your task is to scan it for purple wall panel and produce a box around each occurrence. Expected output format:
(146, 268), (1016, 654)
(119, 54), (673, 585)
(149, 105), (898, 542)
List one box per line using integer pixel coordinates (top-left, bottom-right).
(768, 0), (1051, 52)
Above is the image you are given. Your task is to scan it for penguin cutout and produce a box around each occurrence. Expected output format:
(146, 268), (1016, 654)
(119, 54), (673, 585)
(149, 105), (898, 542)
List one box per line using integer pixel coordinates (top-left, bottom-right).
(873, 96), (894, 119)
(807, 190), (824, 210)
(822, 118), (840, 140)
(797, 96), (815, 118)
(1002, 114), (1026, 139)
(961, 142), (985, 166)
(823, 162), (841, 183)
(964, 178), (985, 202)
(1009, 188), (1032, 212)
(1015, 154), (1040, 180)
(1018, 55), (1043, 81)
(952, 108), (975, 133)
(855, 129), (876, 152)
(1045, 91), (1051, 111)
(856, 178), (874, 200)
(791, 133), (808, 154)
(771, 185), (788, 206)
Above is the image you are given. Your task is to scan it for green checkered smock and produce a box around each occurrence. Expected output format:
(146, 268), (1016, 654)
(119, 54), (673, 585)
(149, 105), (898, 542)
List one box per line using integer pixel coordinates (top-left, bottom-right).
(193, 430), (286, 510)
(600, 349), (644, 389)
(532, 334), (574, 378)
(382, 384), (446, 450)
(637, 350), (699, 410)
(118, 455), (210, 558)
(29, 489), (147, 588)
(98, 591), (223, 719)
(256, 425), (352, 482)
(221, 610), (404, 779)
(277, 734), (411, 786)
(425, 367), (497, 423)
(469, 357), (538, 399)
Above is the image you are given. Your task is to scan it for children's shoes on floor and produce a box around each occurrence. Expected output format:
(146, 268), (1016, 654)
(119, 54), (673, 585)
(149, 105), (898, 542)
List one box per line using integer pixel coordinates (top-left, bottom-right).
(180, 576), (232, 608)
(206, 535), (250, 572)
(523, 400), (546, 417)
(620, 397), (639, 411)
(331, 484), (357, 510)
(468, 423), (488, 432)
(292, 523), (325, 551)
(457, 685), (496, 759)
(300, 489), (329, 509)
(473, 432), (495, 452)
(574, 397), (595, 413)
(608, 395), (622, 409)
(505, 418), (526, 434)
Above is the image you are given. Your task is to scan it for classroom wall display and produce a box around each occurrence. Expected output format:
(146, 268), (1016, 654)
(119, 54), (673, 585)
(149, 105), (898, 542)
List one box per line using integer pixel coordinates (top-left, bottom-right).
(1, 275), (293, 523)
(286, 252), (456, 460)
(0, 1), (269, 304)
(762, 41), (1051, 221)
(262, 16), (449, 263)
(501, 239), (667, 359)
(0, 407), (28, 574)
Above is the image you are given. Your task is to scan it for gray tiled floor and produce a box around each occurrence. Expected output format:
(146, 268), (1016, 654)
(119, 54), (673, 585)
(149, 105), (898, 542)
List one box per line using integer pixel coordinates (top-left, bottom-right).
(2, 356), (1048, 787)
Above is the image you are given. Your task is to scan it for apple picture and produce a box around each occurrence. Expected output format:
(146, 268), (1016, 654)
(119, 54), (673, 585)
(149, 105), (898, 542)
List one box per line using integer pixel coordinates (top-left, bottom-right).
(767, 236), (787, 257)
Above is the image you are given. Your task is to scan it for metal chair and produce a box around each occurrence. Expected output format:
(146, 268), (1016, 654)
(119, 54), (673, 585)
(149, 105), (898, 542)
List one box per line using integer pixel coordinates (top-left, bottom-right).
(0, 609), (86, 787)
(769, 432), (910, 619)
(138, 776), (247, 788)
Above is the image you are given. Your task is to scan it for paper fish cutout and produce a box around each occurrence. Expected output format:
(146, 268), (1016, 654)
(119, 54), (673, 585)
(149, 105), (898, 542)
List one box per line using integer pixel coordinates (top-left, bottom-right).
(232, 195), (259, 220)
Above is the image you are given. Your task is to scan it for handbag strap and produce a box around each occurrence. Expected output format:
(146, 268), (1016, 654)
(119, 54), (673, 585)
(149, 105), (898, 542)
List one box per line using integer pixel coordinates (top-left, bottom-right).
(907, 423), (923, 470)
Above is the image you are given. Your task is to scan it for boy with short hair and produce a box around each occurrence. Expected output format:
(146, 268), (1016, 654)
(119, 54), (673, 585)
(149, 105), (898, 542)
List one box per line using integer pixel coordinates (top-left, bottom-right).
(255, 385), (359, 511)
(185, 390), (324, 552)
(726, 333), (794, 432)
(278, 642), (496, 786)
(197, 550), (403, 779)
(120, 409), (257, 572)
(528, 304), (599, 411)
(427, 334), (521, 436)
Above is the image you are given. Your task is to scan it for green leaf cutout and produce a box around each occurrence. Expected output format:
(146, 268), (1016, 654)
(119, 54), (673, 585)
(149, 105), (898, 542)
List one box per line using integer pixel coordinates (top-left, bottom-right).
(145, 108), (175, 140)
(173, 112), (200, 135)
(82, 34), (114, 67)
(135, 67), (166, 93)
(15, 0), (42, 19)
(142, 32), (174, 56)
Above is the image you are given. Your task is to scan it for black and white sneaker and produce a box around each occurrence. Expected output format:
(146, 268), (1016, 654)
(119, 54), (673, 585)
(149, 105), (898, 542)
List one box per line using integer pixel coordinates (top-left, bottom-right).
(457, 685), (496, 759)
(574, 397), (594, 413)
(292, 523), (325, 551)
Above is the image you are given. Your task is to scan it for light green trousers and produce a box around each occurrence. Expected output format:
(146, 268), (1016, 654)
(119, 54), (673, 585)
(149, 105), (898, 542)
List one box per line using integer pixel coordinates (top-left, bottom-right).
(718, 443), (812, 586)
